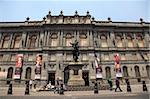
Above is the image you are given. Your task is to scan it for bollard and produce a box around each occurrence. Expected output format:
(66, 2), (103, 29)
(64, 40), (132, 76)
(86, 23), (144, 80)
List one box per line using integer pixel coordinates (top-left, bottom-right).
(94, 82), (98, 94)
(142, 81), (148, 92)
(126, 80), (131, 92)
(25, 81), (30, 95)
(59, 84), (64, 95)
(7, 82), (12, 95)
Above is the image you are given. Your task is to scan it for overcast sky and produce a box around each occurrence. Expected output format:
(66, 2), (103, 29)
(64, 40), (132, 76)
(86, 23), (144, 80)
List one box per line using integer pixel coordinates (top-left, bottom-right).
(0, 0), (149, 22)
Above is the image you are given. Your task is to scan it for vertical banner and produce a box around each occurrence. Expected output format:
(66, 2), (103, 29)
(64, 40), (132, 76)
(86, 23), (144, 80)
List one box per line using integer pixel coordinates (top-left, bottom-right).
(114, 53), (122, 77)
(35, 54), (42, 80)
(95, 55), (103, 79)
(14, 54), (23, 79)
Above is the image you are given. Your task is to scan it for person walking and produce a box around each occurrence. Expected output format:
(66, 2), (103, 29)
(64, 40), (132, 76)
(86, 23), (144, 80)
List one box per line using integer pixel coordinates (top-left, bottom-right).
(107, 78), (113, 91)
(115, 78), (122, 92)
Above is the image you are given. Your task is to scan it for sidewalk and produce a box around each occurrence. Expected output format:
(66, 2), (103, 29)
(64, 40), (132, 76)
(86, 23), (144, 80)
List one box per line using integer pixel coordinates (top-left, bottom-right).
(0, 84), (149, 96)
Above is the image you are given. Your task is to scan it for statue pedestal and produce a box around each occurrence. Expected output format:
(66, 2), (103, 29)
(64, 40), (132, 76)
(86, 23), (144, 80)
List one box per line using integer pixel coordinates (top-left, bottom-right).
(68, 62), (84, 86)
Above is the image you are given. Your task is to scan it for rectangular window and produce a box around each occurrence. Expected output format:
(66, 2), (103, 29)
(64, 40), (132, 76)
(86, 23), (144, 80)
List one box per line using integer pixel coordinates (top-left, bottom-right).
(82, 54), (87, 61)
(50, 54), (56, 61)
(66, 54), (72, 61)
(101, 40), (108, 47)
(28, 54), (34, 61)
(121, 54), (126, 60)
(51, 39), (57, 47)
(66, 39), (72, 46)
(104, 54), (109, 60)
(80, 38), (88, 46)
(11, 55), (16, 61)
(0, 54), (3, 61)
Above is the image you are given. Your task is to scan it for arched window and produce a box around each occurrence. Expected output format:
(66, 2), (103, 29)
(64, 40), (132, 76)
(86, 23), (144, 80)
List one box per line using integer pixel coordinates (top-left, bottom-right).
(134, 66), (141, 82)
(66, 33), (72, 46)
(13, 35), (21, 48)
(7, 67), (13, 84)
(101, 35), (108, 47)
(116, 35), (123, 47)
(29, 35), (37, 48)
(105, 67), (111, 79)
(137, 35), (144, 47)
(146, 65), (150, 78)
(50, 33), (58, 47)
(79, 33), (88, 46)
(123, 66), (129, 77)
(127, 35), (134, 47)
(25, 67), (32, 79)
(2, 35), (10, 48)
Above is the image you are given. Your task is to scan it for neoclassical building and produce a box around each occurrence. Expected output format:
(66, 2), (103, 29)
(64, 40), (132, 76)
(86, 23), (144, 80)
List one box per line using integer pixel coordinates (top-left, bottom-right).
(0, 11), (149, 86)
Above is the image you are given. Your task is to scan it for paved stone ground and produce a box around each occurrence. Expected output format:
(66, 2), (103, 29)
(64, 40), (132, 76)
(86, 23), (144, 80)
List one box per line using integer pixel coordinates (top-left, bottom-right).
(0, 84), (149, 96)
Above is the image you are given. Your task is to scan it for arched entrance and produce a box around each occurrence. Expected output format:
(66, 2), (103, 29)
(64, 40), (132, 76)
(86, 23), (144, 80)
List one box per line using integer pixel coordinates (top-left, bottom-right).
(123, 66), (129, 77)
(64, 66), (70, 85)
(146, 65), (150, 78)
(134, 66), (141, 82)
(105, 67), (111, 79)
(7, 67), (13, 84)
(82, 71), (89, 86)
(25, 67), (32, 80)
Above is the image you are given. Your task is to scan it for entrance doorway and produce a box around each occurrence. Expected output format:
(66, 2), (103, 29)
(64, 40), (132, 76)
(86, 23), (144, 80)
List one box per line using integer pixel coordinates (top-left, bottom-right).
(64, 66), (70, 85)
(82, 71), (89, 86)
(48, 72), (55, 85)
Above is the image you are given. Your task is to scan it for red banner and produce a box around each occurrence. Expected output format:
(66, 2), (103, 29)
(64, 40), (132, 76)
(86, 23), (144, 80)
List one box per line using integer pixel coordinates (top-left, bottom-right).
(14, 54), (23, 79)
(16, 54), (23, 68)
(114, 53), (122, 77)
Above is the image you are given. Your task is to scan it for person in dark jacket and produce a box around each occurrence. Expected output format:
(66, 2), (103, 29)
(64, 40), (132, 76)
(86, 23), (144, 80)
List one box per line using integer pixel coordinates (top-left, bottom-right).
(115, 78), (122, 92)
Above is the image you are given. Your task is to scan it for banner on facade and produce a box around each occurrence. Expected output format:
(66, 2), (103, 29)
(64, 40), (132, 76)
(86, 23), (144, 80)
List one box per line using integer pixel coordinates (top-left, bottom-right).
(95, 55), (103, 79)
(35, 54), (42, 80)
(14, 54), (23, 79)
(114, 53), (122, 78)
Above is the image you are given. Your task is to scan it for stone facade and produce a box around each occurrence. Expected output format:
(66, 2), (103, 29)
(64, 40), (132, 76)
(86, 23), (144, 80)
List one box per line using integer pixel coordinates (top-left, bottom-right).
(0, 11), (149, 86)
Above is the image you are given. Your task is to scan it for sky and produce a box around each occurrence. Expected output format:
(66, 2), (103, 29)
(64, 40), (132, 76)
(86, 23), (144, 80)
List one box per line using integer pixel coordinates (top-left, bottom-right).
(0, 0), (149, 22)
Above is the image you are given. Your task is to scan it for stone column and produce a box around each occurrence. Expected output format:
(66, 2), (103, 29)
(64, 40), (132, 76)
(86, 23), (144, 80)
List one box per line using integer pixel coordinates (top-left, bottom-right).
(144, 32), (149, 48)
(89, 52), (95, 85)
(8, 33), (13, 48)
(21, 32), (27, 48)
(110, 31), (115, 47)
(41, 54), (48, 80)
(26, 33), (30, 48)
(59, 30), (63, 47)
(55, 53), (63, 80)
(0, 33), (2, 48)
(43, 30), (48, 47)
(133, 33), (138, 47)
(107, 33), (111, 48)
(46, 31), (50, 47)
(39, 31), (44, 47)
(123, 33), (127, 48)
(76, 31), (79, 42)
(89, 30), (94, 47)
(36, 32), (40, 48)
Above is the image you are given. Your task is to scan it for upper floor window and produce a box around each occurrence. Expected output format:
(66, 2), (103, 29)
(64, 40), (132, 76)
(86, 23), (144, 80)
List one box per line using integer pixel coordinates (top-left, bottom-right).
(0, 54), (3, 61)
(29, 35), (37, 48)
(127, 35), (134, 47)
(116, 35), (123, 47)
(10, 54), (16, 61)
(13, 35), (21, 48)
(28, 54), (35, 61)
(82, 54), (88, 61)
(100, 35), (108, 47)
(49, 54), (56, 61)
(121, 53), (126, 60)
(137, 34), (145, 47)
(66, 33), (72, 47)
(50, 33), (58, 47)
(79, 32), (88, 46)
(2, 35), (10, 48)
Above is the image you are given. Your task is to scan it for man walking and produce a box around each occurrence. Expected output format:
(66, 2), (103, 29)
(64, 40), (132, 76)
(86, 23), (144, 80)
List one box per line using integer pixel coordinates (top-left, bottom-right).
(115, 78), (122, 92)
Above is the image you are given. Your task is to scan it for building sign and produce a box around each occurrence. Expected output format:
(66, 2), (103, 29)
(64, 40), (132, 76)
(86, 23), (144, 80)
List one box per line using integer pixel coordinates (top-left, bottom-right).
(35, 54), (42, 80)
(95, 55), (103, 79)
(14, 54), (23, 79)
(114, 53), (122, 77)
